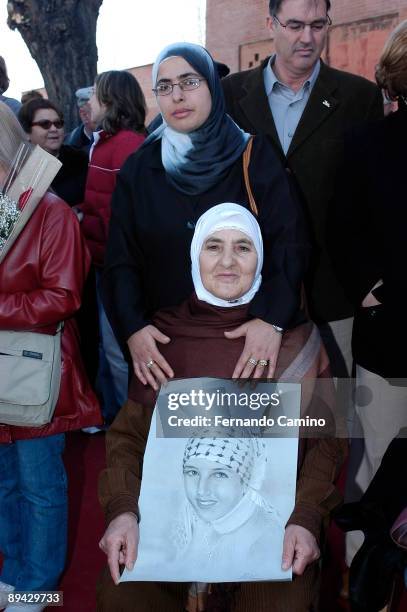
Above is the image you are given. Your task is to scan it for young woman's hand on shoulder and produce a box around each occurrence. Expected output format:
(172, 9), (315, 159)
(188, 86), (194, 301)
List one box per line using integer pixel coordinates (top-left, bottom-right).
(127, 324), (174, 390)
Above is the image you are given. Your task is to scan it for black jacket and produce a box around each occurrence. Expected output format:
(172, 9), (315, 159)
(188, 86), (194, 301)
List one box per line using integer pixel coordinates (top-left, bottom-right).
(102, 136), (310, 348)
(222, 59), (384, 323)
(52, 145), (88, 207)
(329, 102), (407, 379)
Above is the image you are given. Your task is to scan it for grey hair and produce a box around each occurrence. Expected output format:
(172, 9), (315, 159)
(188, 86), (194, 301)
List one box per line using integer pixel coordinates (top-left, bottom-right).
(0, 102), (28, 172)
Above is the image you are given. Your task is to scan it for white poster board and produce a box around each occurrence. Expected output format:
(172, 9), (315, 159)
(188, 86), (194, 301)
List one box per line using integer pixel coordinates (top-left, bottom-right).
(121, 379), (300, 583)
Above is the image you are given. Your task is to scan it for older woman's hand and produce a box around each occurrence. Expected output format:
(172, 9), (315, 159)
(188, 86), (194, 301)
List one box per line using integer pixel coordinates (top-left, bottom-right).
(99, 512), (139, 584)
(282, 525), (320, 575)
(224, 319), (282, 379)
(127, 325), (174, 391)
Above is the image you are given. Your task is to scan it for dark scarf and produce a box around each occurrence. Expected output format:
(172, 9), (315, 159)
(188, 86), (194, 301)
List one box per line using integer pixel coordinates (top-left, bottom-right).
(143, 42), (250, 195)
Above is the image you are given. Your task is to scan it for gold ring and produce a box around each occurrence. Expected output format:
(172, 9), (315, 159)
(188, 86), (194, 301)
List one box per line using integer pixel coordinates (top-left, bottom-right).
(258, 359), (268, 367)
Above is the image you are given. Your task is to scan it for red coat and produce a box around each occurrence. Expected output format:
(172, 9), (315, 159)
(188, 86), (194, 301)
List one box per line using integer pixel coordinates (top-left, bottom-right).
(0, 193), (102, 443)
(79, 129), (145, 266)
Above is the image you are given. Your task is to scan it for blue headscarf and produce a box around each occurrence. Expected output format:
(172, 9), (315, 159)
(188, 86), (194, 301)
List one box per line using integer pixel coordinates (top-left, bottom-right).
(145, 42), (250, 195)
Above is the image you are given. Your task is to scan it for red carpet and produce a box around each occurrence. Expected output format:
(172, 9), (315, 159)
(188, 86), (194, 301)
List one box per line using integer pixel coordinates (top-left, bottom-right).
(60, 431), (106, 611)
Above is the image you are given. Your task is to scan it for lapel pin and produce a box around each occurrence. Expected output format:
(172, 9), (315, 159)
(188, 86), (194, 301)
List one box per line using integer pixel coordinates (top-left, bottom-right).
(323, 99), (331, 108)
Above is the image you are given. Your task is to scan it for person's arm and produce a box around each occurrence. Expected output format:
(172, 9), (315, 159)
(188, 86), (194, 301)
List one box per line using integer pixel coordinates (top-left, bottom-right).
(0, 202), (89, 330)
(98, 399), (151, 583)
(101, 159), (174, 388)
(99, 512), (139, 584)
(281, 524), (320, 575)
(248, 137), (310, 330)
(98, 399), (152, 524)
(95, 133), (146, 265)
(287, 437), (347, 542)
(101, 158), (150, 348)
(224, 137), (310, 378)
(79, 135), (146, 267)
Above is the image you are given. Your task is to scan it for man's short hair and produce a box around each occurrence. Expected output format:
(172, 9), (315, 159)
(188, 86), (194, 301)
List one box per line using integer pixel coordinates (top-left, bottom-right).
(268, 0), (331, 16)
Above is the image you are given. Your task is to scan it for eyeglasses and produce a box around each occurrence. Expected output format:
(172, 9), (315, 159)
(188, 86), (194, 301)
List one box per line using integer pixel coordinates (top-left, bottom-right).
(273, 14), (332, 32)
(31, 119), (64, 130)
(152, 77), (206, 96)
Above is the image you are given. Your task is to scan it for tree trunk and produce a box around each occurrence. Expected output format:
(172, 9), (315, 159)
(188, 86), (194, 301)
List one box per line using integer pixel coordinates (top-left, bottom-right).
(7, 0), (103, 130)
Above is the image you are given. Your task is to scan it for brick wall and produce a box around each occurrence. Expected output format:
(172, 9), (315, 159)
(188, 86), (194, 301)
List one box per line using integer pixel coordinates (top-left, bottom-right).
(330, 0), (403, 24)
(327, 13), (401, 79)
(206, 0), (407, 81)
(206, 0), (269, 73)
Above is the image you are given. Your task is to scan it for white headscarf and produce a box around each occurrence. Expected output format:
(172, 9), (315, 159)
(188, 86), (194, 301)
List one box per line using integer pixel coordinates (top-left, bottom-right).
(190, 203), (263, 307)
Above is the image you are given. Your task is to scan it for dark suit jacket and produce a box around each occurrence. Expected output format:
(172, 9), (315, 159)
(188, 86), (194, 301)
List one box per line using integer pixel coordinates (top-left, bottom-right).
(222, 59), (384, 323)
(329, 104), (407, 379)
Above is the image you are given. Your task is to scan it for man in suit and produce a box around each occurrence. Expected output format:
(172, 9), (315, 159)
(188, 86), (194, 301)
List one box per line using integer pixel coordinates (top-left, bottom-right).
(222, 0), (384, 377)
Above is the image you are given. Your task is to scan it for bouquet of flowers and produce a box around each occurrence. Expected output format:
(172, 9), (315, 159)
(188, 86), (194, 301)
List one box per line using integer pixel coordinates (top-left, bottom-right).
(0, 142), (61, 263)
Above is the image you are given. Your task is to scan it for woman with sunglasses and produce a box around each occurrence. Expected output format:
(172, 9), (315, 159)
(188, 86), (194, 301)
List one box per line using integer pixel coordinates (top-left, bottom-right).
(102, 42), (310, 394)
(18, 98), (88, 207)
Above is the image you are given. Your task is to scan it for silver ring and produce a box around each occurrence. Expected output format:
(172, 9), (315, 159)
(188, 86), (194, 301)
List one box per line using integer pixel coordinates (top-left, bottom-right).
(248, 357), (258, 366)
(146, 359), (154, 369)
(258, 359), (268, 367)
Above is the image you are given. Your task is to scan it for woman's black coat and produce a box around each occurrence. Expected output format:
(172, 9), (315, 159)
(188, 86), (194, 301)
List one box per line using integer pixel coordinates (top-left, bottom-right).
(329, 102), (407, 380)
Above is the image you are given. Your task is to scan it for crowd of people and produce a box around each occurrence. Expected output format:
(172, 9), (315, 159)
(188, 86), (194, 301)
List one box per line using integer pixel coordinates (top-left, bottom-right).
(0, 0), (407, 610)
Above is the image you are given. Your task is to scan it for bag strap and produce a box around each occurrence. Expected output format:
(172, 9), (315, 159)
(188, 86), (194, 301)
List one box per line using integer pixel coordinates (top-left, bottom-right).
(242, 136), (258, 217)
(242, 136), (309, 319)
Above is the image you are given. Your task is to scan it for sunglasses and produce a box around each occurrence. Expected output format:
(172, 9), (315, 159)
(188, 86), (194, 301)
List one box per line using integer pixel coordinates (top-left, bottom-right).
(31, 119), (64, 130)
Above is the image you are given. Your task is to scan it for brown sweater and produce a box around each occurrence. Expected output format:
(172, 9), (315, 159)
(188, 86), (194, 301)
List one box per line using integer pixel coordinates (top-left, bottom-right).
(99, 295), (347, 543)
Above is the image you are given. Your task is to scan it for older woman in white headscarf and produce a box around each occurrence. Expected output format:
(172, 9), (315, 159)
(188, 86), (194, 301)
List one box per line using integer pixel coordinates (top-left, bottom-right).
(97, 203), (346, 612)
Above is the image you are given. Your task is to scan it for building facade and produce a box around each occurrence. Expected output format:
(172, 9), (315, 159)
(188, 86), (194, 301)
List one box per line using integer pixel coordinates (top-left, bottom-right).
(206, 0), (407, 81)
(30, 2), (407, 124)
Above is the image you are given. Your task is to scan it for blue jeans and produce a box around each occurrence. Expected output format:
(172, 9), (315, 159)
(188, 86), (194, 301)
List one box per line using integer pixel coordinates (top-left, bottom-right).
(95, 271), (129, 423)
(0, 434), (67, 591)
